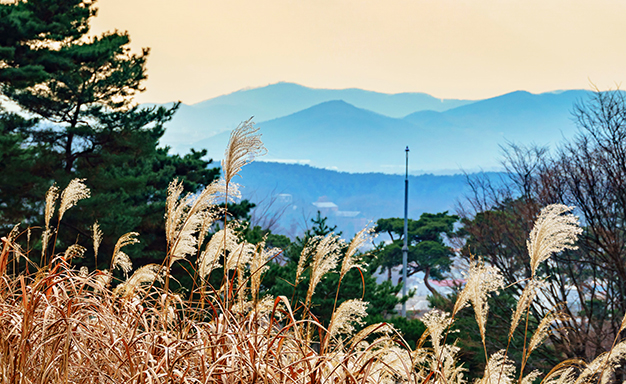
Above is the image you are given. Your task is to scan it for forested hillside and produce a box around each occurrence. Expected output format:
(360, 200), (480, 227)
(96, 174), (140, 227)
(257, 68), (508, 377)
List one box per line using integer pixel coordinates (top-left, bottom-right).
(237, 161), (503, 237)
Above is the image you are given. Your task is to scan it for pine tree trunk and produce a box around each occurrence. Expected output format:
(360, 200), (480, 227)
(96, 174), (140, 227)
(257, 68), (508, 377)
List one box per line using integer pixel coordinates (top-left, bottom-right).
(423, 266), (439, 296)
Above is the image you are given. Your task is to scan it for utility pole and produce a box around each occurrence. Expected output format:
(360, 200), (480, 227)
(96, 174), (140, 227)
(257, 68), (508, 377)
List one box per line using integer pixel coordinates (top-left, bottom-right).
(402, 146), (409, 317)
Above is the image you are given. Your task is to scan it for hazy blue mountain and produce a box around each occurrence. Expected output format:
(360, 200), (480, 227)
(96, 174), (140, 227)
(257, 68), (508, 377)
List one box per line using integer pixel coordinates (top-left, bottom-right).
(195, 82), (471, 118)
(158, 82), (472, 152)
(193, 100), (426, 173)
(191, 89), (589, 174)
(236, 161), (504, 238)
(404, 90), (589, 142)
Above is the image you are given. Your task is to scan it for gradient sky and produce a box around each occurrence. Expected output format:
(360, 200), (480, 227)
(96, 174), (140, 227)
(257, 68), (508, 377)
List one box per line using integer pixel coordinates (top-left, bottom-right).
(90, 0), (626, 104)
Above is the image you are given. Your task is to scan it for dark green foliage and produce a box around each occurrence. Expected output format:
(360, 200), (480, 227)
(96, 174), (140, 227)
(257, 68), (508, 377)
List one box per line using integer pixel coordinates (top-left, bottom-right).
(0, 112), (48, 227)
(0, 0), (254, 280)
(429, 290), (559, 382)
(364, 314), (426, 350)
(372, 212), (459, 295)
(247, 213), (406, 332)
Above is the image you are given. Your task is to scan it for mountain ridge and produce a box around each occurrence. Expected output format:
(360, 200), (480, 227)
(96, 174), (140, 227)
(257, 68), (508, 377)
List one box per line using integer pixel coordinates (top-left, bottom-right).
(155, 83), (592, 174)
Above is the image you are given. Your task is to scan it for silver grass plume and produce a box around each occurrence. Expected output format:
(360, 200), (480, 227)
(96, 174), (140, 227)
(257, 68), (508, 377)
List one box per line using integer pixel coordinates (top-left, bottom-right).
(422, 309), (454, 358)
(165, 178), (185, 247)
(327, 299), (368, 340)
(112, 251), (132, 277)
(225, 240), (255, 271)
(521, 370), (542, 384)
(378, 345), (414, 382)
(7, 224), (19, 242)
(306, 233), (344, 306)
(92, 221), (103, 262)
(509, 279), (546, 339)
(340, 226), (374, 279)
(112, 232), (139, 276)
(44, 185), (58, 228)
(221, 118), (267, 185)
(435, 344), (466, 384)
(197, 225), (238, 281)
(350, 322), (396, 350)
(578, 340), (626, 384)
(453, 261), (504, 345)
(41, 184), (59, 258)
(165, 179), (223, 267)
(114, 264), (163, 297)
(64, 244), (86, 260)
(197, 211), (218, 252)
(295, 236), (318, 284)
(528, 204), (582, 277)
(527, 311), (567, 356)
(58, 179), (90, 220)
(477, 350), (516, 384)
(6, 225), (24, 261)
(250, 241), (281, 302)
(94, 270), (112, 291)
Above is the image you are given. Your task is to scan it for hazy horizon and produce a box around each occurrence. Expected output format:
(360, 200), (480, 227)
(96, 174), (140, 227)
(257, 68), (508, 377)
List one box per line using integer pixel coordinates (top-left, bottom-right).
(90, 0), (626, 105)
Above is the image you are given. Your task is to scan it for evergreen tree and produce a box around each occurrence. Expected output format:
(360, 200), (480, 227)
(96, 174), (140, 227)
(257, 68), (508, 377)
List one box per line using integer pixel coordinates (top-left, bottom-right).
(249, 213), (404, 327)
(0, 0), (253, 278)
(372, 212), (459, 295)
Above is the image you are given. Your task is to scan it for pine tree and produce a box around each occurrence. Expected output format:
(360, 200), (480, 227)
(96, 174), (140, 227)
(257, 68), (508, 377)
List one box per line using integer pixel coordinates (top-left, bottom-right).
(0, 0), (252, 276)
(372, 212), (459, 295)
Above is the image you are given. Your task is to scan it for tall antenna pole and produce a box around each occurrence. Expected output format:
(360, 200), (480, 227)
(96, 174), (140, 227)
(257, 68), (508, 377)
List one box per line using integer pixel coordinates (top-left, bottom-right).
(402, 146), (409, 317)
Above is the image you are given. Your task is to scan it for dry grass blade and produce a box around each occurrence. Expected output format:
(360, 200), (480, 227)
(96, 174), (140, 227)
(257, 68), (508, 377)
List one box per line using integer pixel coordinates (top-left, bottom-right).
(509, 279), (545, 339)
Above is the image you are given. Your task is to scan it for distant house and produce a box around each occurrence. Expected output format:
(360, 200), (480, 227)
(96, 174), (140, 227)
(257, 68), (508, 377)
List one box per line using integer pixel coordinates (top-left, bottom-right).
(276, 193), (292, 203)
(335, 210), (361, 218)
(312, 201), (338, 212)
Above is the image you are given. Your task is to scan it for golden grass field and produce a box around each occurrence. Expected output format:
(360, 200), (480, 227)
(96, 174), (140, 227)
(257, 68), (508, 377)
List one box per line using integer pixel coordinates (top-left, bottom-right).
(0, 122), (623, 384)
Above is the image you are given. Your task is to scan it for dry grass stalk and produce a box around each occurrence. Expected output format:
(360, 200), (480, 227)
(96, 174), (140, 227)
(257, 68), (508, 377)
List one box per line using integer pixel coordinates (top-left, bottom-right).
(44, 184), (59, 228)
(452, 260), (504, 345)
(92, 221), (103, 265)
(340, 226), (374, 279)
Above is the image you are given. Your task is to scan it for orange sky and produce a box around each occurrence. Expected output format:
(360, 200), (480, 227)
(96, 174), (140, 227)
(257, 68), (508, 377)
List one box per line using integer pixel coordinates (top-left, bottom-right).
(90, 0), (626, 104)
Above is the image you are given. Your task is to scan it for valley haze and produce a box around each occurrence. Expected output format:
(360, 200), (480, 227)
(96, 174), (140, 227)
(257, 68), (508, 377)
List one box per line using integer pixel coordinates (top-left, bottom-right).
(153, 82), (589, 237)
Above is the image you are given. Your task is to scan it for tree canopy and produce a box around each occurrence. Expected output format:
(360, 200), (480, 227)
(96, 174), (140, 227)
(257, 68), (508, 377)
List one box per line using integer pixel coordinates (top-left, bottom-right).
(372, 212), (459, 295)
(0, 0), (253, 276)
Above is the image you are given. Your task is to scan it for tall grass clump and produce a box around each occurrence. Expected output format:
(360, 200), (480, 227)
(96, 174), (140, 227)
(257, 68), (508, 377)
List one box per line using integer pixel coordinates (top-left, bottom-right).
(1, 121), (626, 383)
